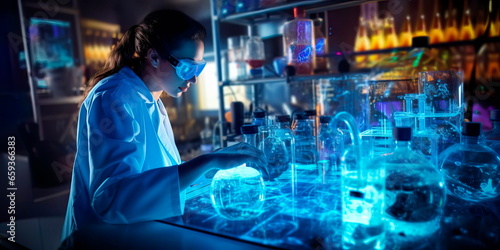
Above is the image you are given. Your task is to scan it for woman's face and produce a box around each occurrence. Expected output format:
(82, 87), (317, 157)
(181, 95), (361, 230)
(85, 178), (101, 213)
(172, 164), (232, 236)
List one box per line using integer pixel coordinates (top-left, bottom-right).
(144, 40), (205, 98)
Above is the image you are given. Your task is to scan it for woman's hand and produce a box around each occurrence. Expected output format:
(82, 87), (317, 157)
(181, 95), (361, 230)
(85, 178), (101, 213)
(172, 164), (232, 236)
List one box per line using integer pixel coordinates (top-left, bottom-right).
(179, 142), (268, 190)
(210, 142), (268, 176)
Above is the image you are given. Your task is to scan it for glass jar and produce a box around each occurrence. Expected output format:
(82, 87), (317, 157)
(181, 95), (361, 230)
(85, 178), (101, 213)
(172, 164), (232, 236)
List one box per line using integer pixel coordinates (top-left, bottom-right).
(439, 122), (500, 202)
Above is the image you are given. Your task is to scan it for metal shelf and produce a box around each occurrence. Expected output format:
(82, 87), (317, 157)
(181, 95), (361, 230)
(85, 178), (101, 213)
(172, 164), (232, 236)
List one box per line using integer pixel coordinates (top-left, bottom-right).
(218, 0), (327, 24)
(220, 72), (363, 86)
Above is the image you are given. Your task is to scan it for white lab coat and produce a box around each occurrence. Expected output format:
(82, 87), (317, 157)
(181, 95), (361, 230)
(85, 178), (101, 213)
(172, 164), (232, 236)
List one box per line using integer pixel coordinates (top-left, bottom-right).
(61, 66), (185, 241)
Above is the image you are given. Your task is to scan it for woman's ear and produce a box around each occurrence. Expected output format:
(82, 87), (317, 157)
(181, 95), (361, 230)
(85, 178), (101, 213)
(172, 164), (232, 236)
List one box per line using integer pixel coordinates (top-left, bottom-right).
(147, 49), (159, 68)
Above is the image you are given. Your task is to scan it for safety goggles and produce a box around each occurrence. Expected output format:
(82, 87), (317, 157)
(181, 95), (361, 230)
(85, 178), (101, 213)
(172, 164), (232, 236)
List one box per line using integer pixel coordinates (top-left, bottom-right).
(166, 54), (206, 80)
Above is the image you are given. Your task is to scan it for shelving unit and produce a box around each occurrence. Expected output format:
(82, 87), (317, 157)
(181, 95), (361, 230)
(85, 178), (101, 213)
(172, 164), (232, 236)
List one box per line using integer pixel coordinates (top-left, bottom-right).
(210, 0), (372, 147)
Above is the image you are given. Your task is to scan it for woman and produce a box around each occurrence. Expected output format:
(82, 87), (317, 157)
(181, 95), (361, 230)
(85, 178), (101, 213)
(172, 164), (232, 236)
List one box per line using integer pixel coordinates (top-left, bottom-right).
(62, 9), (266, 241)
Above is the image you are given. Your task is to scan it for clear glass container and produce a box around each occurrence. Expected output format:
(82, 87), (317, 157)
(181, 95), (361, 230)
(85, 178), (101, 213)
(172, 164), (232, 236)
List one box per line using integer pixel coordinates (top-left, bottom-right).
(381, 127), (446, 241)
(210, 164), (266, 220)
(244, 36), (265, 78)
(251, 110), (267, 127)
(200, 117), (213, 154)
(282, 7), (315, 75)
(259, 125), (289, 182)
(317, 115), (344, 178)
(439, 122), (500, 202)
(484, 110), (500, 155)
(227, 36), (248, 81)
(341, 145), (385, 250)
(292, 113), (317, 174)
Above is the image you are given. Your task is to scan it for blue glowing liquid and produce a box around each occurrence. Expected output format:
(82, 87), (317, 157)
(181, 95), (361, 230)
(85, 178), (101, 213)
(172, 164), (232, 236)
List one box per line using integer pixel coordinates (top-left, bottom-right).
(210, 166), (265, 220)
(342, 172), (385, 250)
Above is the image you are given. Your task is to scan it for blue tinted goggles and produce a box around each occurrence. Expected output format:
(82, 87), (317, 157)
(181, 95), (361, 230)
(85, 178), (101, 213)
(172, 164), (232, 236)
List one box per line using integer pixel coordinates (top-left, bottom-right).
(166, 54), (206, 80)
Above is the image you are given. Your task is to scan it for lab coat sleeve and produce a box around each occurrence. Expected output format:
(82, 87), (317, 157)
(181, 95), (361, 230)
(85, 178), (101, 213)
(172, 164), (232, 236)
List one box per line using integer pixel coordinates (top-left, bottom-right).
(86, 91), (184, 224)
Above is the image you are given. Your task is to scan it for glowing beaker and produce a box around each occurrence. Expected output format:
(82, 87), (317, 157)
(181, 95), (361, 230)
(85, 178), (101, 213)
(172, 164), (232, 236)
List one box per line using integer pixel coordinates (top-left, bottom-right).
(210, 164), (266, 220)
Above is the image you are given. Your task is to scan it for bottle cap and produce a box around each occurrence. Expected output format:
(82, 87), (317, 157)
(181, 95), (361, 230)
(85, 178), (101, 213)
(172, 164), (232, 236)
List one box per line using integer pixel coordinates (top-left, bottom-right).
(393, 127), (412, 141)
(462, 122), (481, 137)
(295, 113), (307, 120)
(490, 110), (500, 121)
(253, 110), (266, 118)
(304, 109), (317, 117)
(412, 36), (430, 48)
(293, 7), (306, 18)
(276, 115), (291, 123)
(319, 115), (332, 124)
(240, 124), (259, 134)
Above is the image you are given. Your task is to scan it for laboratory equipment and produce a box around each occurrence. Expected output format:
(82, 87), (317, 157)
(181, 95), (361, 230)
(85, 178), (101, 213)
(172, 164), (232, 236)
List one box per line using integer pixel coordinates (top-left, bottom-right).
(200, 117), (213, 154)
(282, 7), (315, 75)
(317, 115), (343, 178)
(439, 122), (500, 202)
(275, 115), (295, 170)
(210, 164), (266, 220)
(259, 124), (289, 182)
(292, 113), (316, 175)
(244, 36), (265, 78)
(333, 112), (385, 250)
(382, 127), (446, 241)
(484, 110), (500, 155)
(227, 36), (248, 81)
(251, 110), (267, 127)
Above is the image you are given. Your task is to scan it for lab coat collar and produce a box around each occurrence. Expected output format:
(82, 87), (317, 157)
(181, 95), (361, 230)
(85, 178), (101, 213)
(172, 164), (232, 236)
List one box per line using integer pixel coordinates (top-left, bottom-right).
(118, 66), (155, 104)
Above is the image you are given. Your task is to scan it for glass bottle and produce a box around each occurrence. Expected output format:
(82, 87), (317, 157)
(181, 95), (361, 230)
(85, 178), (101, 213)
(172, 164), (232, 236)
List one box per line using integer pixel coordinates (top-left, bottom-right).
(444, 3), (459, 42)
(200, 117), (214, 154)
(251, 110), (270, 147)
(241, 124), (259, 147)
(382, 127), (446, 240)
(460, 0), (475, 41)
(368, 18), (384, 64)
(259, 124), (289, 183)
(490, 7), (500, 38)
(354, 16), (371, 67)
(275, 115), (295, 164)
(369, 18), (384, 50)
(399, 15), (413, 48)
(429, 1), (445, 44)
(282, 7), (315, 75)
(314, 17), (328, 73)
(414, 0), (428, 37)
(484, 110), (500, 155)
(275, 115), (296, 192)
(341, 143), (385, 250)
(251, 110), (267, 127)
(317, 115), (344, 181)
(439, 122), (500, 202)
(384, 15), (398, 49)
(292, 113), (317, 178)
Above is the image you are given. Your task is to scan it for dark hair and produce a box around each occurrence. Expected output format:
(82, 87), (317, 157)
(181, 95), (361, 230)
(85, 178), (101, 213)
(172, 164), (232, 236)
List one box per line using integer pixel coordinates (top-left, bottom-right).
(83, 9), (206, 101)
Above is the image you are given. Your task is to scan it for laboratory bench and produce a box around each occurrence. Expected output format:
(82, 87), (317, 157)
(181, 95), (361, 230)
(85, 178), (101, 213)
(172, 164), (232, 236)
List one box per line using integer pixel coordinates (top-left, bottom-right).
(60, 171), (500, 249)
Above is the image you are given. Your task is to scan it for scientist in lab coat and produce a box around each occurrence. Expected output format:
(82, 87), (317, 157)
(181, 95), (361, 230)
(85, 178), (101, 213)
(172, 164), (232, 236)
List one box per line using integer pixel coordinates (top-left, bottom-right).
(61, 9), (267, 241)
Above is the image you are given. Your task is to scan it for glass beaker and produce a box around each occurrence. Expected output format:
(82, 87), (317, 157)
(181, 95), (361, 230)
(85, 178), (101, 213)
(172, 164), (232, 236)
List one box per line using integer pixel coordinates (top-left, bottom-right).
(418, 70), (463, 155)
(244, 36), (265, 78)
(210, 164), (266, 220)
(227, 36), (247, 81)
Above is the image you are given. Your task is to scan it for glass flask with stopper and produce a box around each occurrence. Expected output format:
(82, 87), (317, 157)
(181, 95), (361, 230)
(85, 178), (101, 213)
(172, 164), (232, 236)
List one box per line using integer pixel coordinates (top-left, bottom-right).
(381, 127), (446, 241)
(439, 122), (500, 202)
